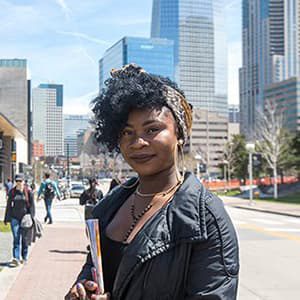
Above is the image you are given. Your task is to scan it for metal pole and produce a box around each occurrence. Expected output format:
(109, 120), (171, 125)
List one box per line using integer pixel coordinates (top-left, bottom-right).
(249, 151), (253, 206)
(224, 163), (227, 190)
(197, 161), (200, 181)
(67, 143), (70, 187)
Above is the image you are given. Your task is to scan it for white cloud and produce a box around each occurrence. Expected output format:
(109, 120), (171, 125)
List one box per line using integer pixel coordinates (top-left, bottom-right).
(228, 41), (242, 105)
(57, 30), (110, 45)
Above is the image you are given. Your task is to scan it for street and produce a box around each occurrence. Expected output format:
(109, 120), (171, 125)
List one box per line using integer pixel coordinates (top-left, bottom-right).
(1, 198), (300, 299)
(226, 207), (300, 299)
(37, 199), (300, 299)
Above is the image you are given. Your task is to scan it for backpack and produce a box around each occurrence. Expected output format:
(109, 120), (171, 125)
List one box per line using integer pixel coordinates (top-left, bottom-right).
(44, 181), (55, 198)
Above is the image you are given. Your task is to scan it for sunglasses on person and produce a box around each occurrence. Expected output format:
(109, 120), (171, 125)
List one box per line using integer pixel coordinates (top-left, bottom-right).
(16, 180), (23, 182)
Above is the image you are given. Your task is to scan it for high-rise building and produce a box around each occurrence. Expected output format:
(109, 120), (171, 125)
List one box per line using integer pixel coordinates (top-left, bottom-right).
(99, 36), (174, 90)
(64, 114), (89, 157)
(151, 0), (228, 115)
(187, 108), (229, 177)
(228, 104), (240, 123)
(0, 58), (30, 181)
(32, 84), (63, 157)
(264, 77), (300, 134)
(240, 0), (300, 139)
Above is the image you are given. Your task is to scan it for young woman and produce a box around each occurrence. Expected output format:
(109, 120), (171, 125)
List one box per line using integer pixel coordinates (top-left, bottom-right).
(65, 64), (239, 300)
(4, 174), (35, 266)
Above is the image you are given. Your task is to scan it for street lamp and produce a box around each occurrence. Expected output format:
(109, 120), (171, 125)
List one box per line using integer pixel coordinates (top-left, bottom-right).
(246, 143), (255, 206)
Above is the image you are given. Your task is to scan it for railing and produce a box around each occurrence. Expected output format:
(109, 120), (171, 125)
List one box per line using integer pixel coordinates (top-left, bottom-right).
(201, 176), (299, 190)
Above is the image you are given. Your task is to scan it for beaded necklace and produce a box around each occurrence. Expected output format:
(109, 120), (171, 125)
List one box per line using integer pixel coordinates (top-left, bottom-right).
(123, 181), (181, 243)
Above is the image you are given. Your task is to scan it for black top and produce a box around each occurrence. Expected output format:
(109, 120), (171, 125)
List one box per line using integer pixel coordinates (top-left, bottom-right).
(4, 187), (35, 222)
(101, 232), (127, 294)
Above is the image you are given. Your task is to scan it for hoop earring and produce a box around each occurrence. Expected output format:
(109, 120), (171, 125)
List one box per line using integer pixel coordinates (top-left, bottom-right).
(175, 140), (185, 183)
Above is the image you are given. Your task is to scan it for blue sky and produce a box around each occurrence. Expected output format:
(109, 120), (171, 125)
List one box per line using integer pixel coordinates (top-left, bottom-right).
(0, 0), (241, 114)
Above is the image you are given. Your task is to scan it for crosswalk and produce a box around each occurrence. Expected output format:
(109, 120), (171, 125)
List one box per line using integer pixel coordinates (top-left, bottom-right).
(225, 206), (300, 238)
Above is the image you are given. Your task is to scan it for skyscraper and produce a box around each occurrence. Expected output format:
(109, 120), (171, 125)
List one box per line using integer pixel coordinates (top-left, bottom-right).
(151, 0), (228, 115)
(240, 0), (300, 138)
(0, 58), (30, 179)
(32, 84), (63, 157)
(99, 37), (174, 90)
(64, 114), (89, 157)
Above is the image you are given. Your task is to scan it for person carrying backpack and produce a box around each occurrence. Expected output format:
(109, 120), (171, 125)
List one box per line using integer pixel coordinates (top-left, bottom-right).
(37, 173), (61, 224)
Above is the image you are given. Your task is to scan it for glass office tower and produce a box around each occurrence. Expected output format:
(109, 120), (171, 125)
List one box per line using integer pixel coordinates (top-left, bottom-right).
(151, 0), (228, 115)
(64, 114), (89, 157)
(99, 37), (174, 90)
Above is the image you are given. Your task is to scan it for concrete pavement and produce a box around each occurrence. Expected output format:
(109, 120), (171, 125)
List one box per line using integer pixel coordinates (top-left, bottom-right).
(1, 193), (300, 299)
(0, 197), (87, 300)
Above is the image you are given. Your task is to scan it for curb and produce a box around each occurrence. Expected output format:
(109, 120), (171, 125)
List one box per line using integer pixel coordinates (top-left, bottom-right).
(231, 205), (300, 219)
(0, 240), (37, 300)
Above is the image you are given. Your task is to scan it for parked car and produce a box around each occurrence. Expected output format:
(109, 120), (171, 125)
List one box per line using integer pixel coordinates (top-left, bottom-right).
(69, 183), (85, 198)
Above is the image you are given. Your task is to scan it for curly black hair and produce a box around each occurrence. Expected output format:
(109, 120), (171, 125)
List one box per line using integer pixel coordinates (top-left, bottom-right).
(92, 64), (186, 152)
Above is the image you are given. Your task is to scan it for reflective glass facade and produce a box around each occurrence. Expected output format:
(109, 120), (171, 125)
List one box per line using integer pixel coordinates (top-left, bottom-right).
(151, 0), (228, 115)
(64, 115), (89, 157)
(99, 37), (174, 90)
(239, 0), (297, 139)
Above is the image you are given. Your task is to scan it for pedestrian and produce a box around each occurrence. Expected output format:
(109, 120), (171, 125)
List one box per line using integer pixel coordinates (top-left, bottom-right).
(4, 174), (35, 267)
(65, 64), (239, 300)
(4, 177), (13, 196)
(37, 172), (61, 224)
(80, 178), (103, 221)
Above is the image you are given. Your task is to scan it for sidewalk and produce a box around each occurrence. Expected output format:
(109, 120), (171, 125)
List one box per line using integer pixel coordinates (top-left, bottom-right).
(0, 199), (88, 300)
(1, 195), (299, 299)
(221, 196), (300, 218)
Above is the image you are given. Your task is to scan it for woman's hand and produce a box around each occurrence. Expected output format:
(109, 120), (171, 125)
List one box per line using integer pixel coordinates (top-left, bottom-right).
(65, 280), (110, 300)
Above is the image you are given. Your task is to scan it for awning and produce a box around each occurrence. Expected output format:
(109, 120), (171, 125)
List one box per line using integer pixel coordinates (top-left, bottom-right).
(0, 113), (25, 139)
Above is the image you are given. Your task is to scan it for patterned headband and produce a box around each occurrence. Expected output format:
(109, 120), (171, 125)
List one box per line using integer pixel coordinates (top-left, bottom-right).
(111, 64), (193, 143)
(164, 86), (193, 144)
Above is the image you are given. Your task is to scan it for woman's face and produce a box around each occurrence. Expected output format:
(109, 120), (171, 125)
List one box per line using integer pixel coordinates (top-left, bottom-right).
(16, 180), (24, 189)
(119, 107), (178, 177)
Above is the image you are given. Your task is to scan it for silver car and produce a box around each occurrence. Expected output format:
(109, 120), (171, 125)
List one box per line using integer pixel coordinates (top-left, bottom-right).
(69, 184), (85, 198)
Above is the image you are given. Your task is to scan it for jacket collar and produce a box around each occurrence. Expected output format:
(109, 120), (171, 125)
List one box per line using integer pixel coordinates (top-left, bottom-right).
(93, 172), (208, 297)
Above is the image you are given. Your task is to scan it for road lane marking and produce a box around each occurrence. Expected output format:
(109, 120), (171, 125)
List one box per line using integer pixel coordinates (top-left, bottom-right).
(281, 218), (300, 224)
(238, 224), (300, 243)
(251, 218), (284, 225)
(264, 228), (300, 232)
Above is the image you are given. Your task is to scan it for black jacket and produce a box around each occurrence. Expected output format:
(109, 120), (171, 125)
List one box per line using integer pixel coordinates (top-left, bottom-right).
(4, 187), (35, 223)
(77, 172), (239, 299)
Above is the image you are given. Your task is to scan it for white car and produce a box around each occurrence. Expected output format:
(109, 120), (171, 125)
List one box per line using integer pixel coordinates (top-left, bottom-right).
(69, 183), (85, 198)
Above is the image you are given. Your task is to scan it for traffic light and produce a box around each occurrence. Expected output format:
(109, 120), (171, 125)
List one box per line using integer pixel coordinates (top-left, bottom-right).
(252, 153), (262, 170)
(199, 163), (207, 173)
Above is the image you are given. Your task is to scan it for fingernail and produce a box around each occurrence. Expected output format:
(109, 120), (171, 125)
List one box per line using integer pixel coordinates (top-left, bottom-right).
(76, 283), (85, 296)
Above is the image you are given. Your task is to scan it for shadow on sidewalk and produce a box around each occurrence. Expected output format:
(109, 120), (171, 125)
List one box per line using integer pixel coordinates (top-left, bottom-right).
(0, 261), (20, 268)
(49, 249), (88, 255)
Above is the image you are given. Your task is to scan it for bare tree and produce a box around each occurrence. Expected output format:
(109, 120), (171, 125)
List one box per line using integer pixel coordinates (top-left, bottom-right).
(255, 98), (290, 199)
(222, 140), (237, 186)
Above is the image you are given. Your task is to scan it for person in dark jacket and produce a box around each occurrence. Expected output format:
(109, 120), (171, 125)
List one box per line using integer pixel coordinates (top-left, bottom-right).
(4, 174), (35, 267)
(65, 64), (239, 300)
(80, 178), (103, 220)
